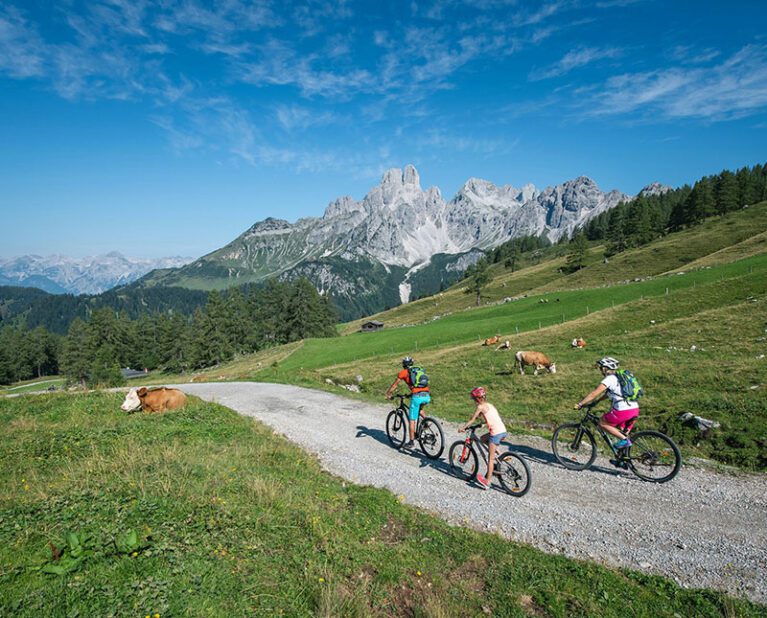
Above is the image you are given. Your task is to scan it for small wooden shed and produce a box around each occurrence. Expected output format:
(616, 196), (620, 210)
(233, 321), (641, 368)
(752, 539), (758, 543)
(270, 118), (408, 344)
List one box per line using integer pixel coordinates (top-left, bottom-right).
(360, 320), (384, 332)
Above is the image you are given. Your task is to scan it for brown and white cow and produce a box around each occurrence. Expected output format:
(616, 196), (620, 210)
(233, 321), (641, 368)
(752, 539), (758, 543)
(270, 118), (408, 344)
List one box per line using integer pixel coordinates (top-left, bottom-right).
(482, 335), (501, 346)
(121, 387), (187, 413)
(514, 351), (557, 375)
(571, 338), (587, 349)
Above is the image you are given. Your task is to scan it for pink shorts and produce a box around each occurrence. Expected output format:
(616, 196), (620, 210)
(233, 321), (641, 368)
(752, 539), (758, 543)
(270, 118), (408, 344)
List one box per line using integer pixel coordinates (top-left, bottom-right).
(602, 408), (639, 430)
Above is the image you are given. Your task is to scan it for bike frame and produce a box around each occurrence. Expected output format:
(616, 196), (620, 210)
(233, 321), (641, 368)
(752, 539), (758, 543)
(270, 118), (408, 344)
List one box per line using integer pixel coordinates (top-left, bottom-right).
(578, 405), (634, 459)
(393, 393), (427, 436)
(462, 424), (500, 467)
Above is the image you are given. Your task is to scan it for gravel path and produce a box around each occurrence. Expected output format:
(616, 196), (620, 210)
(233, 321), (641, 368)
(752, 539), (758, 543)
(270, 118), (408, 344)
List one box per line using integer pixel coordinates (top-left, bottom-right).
(176, 382), (767, 604)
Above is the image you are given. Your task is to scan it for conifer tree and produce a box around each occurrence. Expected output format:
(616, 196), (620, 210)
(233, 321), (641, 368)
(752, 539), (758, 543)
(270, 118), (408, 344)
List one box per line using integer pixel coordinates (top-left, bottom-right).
(565, 232), (589, 272)
(61, 318), (93, 386)
(464, 259), (491, 306)
(90, 344), (126, 387)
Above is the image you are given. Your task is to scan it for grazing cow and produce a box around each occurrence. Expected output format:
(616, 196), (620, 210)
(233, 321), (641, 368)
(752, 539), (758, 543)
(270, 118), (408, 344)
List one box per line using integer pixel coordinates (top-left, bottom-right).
(121, 387), (187, 413)
(514, 351), (557, 375)
(571, 338), (587, 349)
(483, 335), (501, 346)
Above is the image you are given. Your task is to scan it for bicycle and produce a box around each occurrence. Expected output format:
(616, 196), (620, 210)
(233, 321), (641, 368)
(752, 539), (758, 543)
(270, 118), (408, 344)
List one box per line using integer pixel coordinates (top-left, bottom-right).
(448, 423), (532, 496)
(385, 393), (445, 459)
(551, 402), (682, 483)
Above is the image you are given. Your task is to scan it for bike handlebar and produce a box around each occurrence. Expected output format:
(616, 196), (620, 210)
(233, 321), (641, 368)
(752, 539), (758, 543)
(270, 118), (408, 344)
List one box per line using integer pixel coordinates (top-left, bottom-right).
(464, 423), (483, 432)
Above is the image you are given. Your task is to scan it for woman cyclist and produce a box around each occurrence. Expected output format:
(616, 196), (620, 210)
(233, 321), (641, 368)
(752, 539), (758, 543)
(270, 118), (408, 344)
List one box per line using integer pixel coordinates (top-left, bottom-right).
(575, 356), (638, 449)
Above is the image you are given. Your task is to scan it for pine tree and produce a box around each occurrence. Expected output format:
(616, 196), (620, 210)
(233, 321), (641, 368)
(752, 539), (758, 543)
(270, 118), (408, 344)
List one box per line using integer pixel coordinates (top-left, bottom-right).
(565, 233), (589, 272)
(715, 171), (739, 215)
(60, 318), (93, 386)
(464, 259), (491, 306)
(605, 208), (627, 256)
(90, 344), (126, 387)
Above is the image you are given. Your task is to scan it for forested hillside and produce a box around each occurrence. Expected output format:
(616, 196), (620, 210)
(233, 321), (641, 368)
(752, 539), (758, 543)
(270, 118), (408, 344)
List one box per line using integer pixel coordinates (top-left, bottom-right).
(0, 284), (209, 334)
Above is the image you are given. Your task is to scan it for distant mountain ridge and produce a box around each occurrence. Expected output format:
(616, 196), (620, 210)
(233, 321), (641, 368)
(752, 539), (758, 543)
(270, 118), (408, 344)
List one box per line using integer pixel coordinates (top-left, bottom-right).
(0, 252), (192, 295)
(142, 165), (646, 319)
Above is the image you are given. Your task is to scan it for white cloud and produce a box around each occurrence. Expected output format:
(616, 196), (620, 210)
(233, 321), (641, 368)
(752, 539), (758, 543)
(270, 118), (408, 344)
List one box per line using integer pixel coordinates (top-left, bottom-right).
(529, 46), (623, 80)
(586, 45), (767, 121)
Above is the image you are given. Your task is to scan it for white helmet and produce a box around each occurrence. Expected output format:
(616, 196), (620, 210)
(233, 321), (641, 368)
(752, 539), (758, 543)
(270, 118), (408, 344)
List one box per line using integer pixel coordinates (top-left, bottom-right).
(596, 357), (620, 371)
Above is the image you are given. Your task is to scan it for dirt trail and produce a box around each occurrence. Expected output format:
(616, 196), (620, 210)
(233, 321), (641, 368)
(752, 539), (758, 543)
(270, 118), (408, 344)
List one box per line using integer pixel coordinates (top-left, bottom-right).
(176, 382), (766, 604)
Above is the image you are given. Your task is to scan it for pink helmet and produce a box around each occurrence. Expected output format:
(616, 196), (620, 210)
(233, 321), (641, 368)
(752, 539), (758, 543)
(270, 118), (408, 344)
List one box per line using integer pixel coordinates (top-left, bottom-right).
(470, 386), (486, 400)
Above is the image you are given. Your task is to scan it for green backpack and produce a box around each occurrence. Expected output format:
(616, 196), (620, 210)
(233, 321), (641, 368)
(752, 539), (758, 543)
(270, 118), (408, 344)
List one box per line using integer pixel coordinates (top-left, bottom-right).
(616, 369), (643, 401)
(409, 366), (430, 389)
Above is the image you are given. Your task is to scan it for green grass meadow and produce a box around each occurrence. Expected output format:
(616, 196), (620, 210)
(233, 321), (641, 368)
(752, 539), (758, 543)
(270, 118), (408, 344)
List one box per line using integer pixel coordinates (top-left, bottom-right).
(1, 393), (762, 617)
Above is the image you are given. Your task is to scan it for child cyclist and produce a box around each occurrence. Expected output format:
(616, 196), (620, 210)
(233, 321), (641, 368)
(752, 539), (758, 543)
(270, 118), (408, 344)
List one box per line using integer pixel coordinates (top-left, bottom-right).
(459, 387), (507, 490)
(575, 356), (638, 449)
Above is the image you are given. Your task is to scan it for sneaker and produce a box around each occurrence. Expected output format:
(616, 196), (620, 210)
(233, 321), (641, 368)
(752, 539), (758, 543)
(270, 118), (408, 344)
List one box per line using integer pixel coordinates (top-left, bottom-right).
(613, 438), (632, 449)
(476, 473), (490, 490)
(403, 440), (415, 449)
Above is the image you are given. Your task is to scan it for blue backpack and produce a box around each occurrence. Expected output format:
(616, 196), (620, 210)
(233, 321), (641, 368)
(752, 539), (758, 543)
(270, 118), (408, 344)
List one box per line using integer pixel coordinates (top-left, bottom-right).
(616, 369), (643, 401)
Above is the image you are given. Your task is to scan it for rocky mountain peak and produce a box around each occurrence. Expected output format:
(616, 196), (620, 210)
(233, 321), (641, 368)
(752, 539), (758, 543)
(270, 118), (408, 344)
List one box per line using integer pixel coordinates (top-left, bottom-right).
(246, 217), (293, 235)
(639, 182), (673, 197)
(381, 165), (421, 189)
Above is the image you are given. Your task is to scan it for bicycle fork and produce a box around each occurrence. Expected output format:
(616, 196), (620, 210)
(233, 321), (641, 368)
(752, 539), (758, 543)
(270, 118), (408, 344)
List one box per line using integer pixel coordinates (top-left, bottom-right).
(459, 437), (471, 463)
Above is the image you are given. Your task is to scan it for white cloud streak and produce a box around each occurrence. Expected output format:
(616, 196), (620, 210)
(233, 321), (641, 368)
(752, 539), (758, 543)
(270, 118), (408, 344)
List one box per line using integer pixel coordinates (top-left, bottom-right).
(586, 45), (767, 121)
(529, 46), (623, 80)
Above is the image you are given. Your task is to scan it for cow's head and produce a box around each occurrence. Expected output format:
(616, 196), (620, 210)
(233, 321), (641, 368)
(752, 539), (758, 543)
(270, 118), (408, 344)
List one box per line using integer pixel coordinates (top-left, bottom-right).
(548, 363), (557, 374)
(121, 388), (141, 411)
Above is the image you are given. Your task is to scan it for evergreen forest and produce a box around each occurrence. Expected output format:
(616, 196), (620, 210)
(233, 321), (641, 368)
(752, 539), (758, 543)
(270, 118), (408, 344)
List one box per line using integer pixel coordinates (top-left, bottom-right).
(0, 278), (337, 386)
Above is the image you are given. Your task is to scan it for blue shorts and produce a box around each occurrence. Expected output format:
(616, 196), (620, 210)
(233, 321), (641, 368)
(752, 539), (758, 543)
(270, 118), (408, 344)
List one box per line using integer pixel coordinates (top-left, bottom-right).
(408, 393), (431, 421)
(486, 432), (507, 445)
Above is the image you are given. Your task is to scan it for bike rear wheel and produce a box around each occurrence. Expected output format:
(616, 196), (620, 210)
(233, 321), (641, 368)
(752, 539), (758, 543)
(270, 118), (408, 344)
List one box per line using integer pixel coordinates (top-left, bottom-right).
(497, 452), (532, 497)
(551, 423), (597, 470)
(418, 417), (445, 459)
(628, 430), (682, 483)
(448, 441), (478, 480)
(385, 410), (407, 449)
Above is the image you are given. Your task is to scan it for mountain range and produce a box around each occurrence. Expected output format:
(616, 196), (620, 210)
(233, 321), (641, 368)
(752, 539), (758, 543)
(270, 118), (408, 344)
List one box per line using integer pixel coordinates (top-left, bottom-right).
(0, 252), (192, 295)
(141, 165), (664, 319)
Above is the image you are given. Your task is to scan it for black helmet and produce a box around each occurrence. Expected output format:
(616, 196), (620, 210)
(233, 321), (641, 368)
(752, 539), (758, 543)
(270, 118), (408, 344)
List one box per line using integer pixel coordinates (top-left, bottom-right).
(402, 356), (414, 368)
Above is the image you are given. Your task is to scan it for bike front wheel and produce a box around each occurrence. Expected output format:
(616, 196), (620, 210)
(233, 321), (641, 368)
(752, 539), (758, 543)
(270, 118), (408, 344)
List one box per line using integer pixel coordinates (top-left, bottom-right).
(418, 417), (445, 459)
(497, 452), (532, 497)
(448, 441), (478, 480)
(385, 410), (407, 449)
(551, 423), (597, 470)
(628, 430), (682, 483)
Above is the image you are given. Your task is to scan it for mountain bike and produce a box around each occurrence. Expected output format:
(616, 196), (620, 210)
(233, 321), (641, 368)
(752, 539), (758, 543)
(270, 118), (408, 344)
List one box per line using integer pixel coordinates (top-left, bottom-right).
(448, 424), (532, 496)
(551, 403), (681, 483)
(385, 393), (445, 459)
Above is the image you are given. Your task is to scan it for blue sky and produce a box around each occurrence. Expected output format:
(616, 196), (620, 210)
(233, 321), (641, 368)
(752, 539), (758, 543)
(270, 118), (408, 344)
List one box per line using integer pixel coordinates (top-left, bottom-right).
(1, 0), (766, 259)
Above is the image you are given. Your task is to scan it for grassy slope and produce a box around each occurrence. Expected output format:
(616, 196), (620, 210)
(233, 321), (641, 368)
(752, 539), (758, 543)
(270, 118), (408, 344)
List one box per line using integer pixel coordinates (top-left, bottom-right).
(1, 393), (761, 617)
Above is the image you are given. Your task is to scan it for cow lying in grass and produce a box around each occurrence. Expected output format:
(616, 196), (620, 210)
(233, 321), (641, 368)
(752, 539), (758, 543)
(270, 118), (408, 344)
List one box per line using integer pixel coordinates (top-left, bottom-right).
(483, 336), (501, 346)
(514, 351), (557, 375)
(121, 387), (187, 413)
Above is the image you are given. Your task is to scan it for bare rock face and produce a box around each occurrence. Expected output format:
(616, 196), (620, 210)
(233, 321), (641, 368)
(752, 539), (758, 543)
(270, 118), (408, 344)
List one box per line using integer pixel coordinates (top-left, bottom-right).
(160, 165), (633, 313)
(639, 182), (673, 198)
